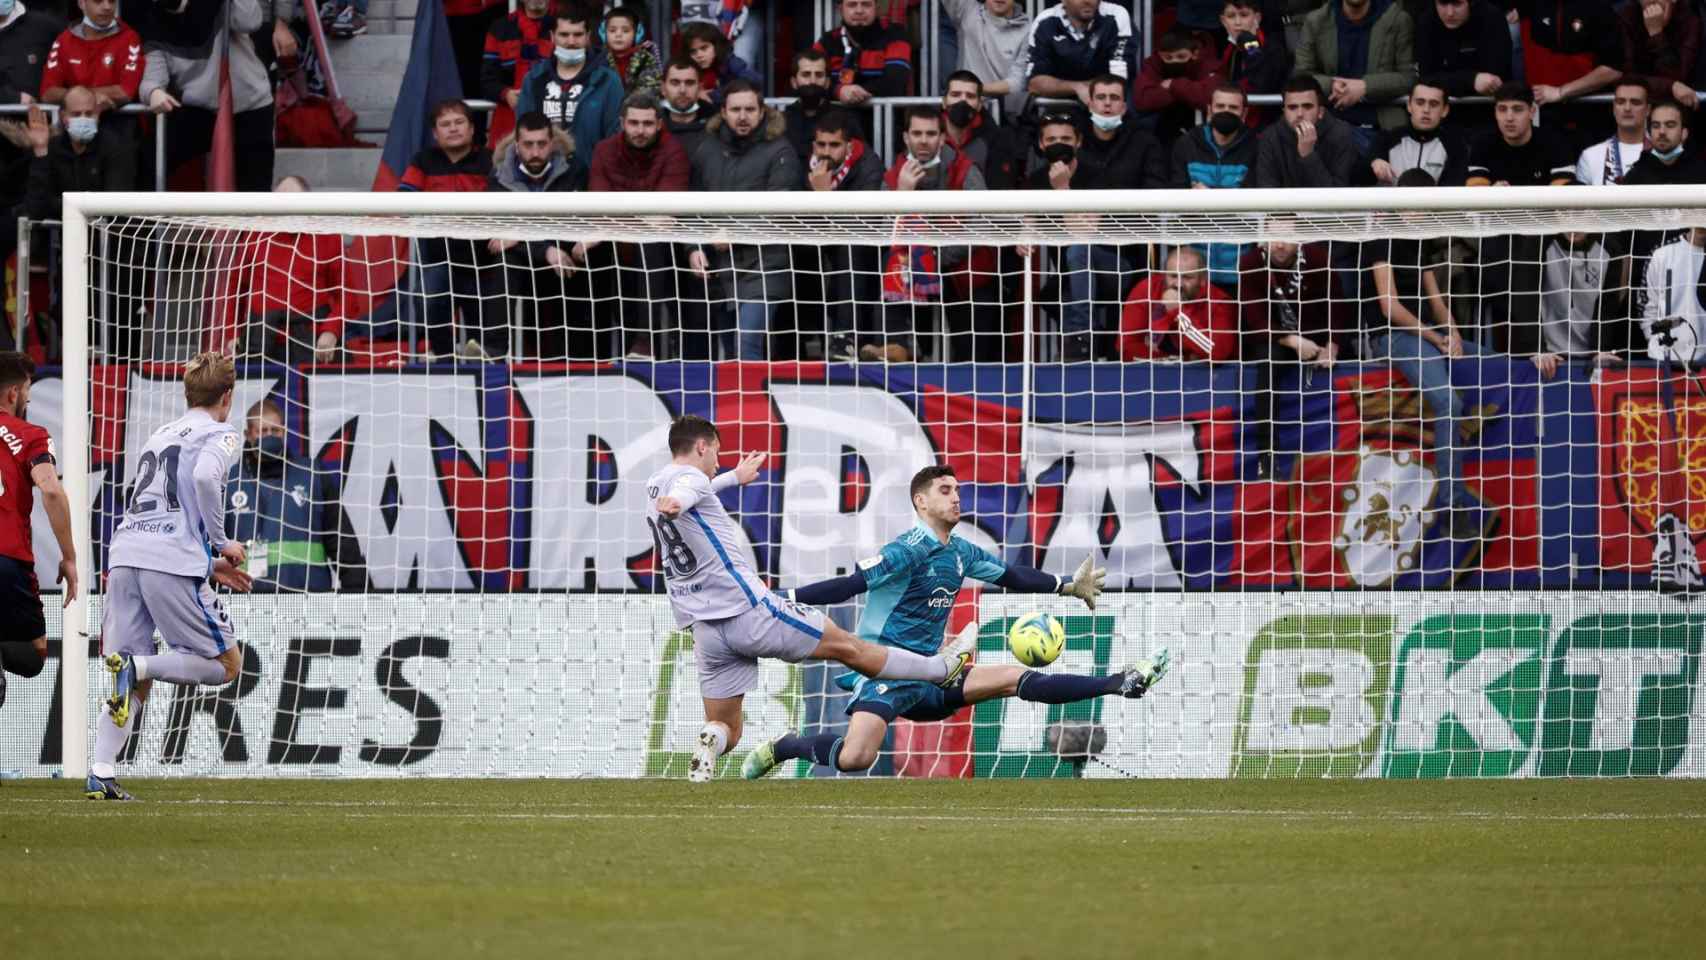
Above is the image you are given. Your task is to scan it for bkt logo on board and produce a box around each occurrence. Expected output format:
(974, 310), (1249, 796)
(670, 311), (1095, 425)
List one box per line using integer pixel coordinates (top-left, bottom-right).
(1233, 612), (1703, 778)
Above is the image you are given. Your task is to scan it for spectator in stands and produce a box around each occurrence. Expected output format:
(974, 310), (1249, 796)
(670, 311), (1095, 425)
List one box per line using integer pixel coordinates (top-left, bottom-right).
(1027, 0), (1137, 107)
(1118, 246), (1239, 363)
(1623, 99), (1706, 184)
(1415, 0), (1511, 99)
(1255, 76), (1359, 188)
(1618, 0), (1702, 109)
(399, 100), (505, 361)
(1526, 231), (1628, 367)
(661, 58), (710, 158)
(326, 0), (368, 38)
(0, 0), (61, 107)
(39, 0), (143, 120)
(235, 174), (342, 365)
(815, 0), (913, 106)
(517, 10), (623, 163)
(1238, 225), (1350, 369)
(941, 70), (1022, 190)
(1215, 0), (1290, 97)
(22, 90), (134, 221)
(446, 0), (505, 127)
(1466, 83), (1575, 186)
(588, 93), (690, 359)
(481, 0), (557, 147)
(491, 108), (585, 195)
(783, 50), (863, 164)
(139, 0), (275, 191)
(688, 81), (800, 360)
(943, 0), (1032, 118)
(682, 20), (760, 108)
(880, 106), (993, 363)
(1023, 115), (1129, 360)
(1133, 26), (1221, 144)
(1518, 1), (1621, 106)
(1079, 74), (1168, 187)
(805, 109), (884, 362)
(227, 397), (344, 592)
(1360, 168), (1485, 537)
(602, 6), (661, 96)
(1576, 81), (1650, 186)
(1370, 78), (1469, 185)
(1294, 0), (1416, 146)
(1171, 83), (1255, 189)
(1641, 227), (1706, 364)
(679, 0), (763, 69)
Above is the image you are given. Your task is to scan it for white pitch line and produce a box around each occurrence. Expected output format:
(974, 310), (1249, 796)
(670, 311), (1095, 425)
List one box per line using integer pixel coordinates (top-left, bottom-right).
(3, 798), (1703, 824)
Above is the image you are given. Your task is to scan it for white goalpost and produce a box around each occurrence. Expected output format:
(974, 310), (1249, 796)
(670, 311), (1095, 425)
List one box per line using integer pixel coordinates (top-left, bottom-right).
(39, 185), (1706, 781)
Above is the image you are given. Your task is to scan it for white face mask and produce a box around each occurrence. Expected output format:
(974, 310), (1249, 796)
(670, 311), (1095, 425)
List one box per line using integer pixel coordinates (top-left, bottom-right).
(555, 46), (587, 66)
(67, 116), (98, 143)
(1090, 112), (1123, 133)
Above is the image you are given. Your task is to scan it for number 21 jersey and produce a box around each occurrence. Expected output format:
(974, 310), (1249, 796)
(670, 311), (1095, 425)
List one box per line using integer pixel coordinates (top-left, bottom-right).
(645, 463), (766, 628)
(108, 409), (241, 578)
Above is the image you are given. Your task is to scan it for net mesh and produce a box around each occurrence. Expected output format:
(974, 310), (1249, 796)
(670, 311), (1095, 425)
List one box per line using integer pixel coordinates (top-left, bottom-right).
(11, 192), (1706, 780)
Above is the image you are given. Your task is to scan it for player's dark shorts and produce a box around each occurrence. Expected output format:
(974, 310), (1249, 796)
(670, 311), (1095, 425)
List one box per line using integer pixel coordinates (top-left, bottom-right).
(844, 670), (972, 723)
(0, 555), (46, 644)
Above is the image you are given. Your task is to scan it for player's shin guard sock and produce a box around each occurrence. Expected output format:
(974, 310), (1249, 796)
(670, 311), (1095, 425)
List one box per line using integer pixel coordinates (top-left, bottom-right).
(874, 646), (950, 682)
(1016, 670), (1122, 704)
(701, 721), (731, 756)
(90, 702), (136, 780)
(0, 640), (45, 678)
(773, 732), (843, 767)
(135, 652), (226, 686)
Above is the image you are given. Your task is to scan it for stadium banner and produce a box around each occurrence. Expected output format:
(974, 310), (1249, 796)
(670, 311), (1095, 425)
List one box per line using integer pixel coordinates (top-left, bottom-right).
(2, 593), (1701, 779)
(24, 359), (1694, 592)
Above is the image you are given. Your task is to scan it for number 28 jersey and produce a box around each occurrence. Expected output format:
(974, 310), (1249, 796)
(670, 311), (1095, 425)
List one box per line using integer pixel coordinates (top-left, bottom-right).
(108, 409), (241, 578)
(645, 463), (767, 628)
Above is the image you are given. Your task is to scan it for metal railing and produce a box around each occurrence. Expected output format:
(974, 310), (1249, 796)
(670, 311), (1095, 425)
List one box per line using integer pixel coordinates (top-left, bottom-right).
(0, 102), (167, 192)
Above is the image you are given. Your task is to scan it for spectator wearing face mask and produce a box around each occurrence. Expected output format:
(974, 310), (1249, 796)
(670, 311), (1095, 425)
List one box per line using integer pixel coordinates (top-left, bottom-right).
(487, 110), (587, 359)
(660, 57), (711, 159)
(783, 49), (863, 165)
(940, 70), (1022, 190)
(1077, 74), (1167, 188)
(226, 397), (345, 593)
(39, 0), (143, 119)
(23, 88), (132, 222)
(516, 9), (624, 154)
(1133, 26), (1221, 145)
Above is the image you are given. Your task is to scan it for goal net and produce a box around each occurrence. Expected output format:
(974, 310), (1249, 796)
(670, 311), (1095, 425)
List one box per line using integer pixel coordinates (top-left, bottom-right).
(18, 186), (1706, 780)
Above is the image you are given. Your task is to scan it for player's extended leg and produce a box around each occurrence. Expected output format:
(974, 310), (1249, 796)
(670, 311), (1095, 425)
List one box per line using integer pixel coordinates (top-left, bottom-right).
(961, 651), (1171, 706)
(810, 619), (973, 688)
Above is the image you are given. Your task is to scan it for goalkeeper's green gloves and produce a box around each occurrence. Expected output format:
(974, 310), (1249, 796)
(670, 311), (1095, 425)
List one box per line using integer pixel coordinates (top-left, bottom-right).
(1059, 556), (1107, 610)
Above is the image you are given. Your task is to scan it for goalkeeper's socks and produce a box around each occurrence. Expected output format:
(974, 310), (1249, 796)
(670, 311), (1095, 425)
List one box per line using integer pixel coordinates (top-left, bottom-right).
(135, 652), (226, 686)
(774, 732), (843, 768)
(90, 701), (136, 780)
(1016, 670), (1121, 705)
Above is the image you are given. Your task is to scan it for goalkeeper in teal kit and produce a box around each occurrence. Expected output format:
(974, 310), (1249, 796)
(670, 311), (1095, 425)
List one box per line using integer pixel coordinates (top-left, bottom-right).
(742, 465), (1170, 779)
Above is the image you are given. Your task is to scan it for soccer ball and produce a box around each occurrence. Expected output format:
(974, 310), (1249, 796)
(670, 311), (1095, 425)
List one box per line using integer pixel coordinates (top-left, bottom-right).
(1008, 613), (1065, 667)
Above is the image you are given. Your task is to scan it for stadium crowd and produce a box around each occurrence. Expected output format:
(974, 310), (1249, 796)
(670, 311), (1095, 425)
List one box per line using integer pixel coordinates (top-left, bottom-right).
(2, 1), (1703, 377)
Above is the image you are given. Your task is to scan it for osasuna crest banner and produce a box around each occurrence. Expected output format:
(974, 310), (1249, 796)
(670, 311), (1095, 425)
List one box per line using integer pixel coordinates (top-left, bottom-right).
(13, 359), (1693, 593)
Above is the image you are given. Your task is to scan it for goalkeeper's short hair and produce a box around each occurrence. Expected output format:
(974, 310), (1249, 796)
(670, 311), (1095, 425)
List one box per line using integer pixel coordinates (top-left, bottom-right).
(909, 464), (957, 502)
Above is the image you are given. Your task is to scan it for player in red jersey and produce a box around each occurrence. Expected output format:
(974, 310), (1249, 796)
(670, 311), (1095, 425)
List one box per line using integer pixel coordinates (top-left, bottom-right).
(0, 352), (77, 710)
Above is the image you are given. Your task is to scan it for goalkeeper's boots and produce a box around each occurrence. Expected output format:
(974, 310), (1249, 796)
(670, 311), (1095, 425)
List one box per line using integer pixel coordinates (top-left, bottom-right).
(1116, 648), (1171, 699)
(105, 653), (138, 728)
(741, 739), (782, 780)
(84, 774), (134, 801)
(687, 729), (719, 783)
(935, 621), (978, 689)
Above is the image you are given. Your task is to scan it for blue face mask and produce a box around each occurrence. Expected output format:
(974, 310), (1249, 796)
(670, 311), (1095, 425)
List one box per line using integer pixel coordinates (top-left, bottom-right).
(256, 436), (286, 459)
(0, 0), (17, 18)
(67, 116), (98, 143)
(1654, 144), (1685, 162)
(1090, 112), (1124, 133)
(555, 46), (587, 66)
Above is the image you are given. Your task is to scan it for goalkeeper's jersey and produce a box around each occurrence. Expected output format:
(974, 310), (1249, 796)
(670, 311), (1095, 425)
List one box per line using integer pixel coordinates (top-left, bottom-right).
(645, 463), (768, 628)
(853, 520), (1008, 655)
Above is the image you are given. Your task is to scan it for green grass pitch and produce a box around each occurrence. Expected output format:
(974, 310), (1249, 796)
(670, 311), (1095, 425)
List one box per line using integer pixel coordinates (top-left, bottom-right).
(3, 778), (1703, 959)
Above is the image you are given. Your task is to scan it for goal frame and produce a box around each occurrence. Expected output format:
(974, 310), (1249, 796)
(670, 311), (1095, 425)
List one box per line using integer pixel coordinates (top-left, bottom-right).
(56, 185), (1706, 777)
